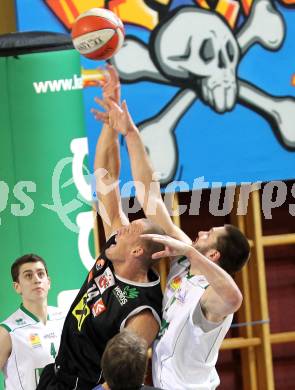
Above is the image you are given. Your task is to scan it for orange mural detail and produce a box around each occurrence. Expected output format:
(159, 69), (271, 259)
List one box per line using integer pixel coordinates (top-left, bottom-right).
(109, 0), (159, 30)
(195, 0), (241, 28)
(43, 0), (266, 32)
(45, 0), (160, 31)
(281, 0), (295, 3)
(195, 0), (210, 10)
(62, 0), (79, 24)
(216, 0), (240, 28)
(71, 0), (105, 14)
(151, 0), (170, 4)
(291, 74), (295, 87)
(241, 0), (253, 15)
(81, 68), (106, 87)
(44, 0), (105, 29)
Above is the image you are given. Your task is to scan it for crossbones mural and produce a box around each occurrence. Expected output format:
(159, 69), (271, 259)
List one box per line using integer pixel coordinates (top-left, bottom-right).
(111, 0), (295, 185)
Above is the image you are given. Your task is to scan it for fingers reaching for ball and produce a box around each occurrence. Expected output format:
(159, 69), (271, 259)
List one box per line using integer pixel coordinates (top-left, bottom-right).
(91, 97), (133, 136)
(91, 108), (108, 123)
(106, 64), (120, 84)
(94, 97), (108, 110)
(96, 64), (121, 103)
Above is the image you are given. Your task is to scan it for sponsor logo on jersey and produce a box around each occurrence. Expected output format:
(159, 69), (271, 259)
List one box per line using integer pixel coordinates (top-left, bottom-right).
(95, 267), (115, 295)
(113, 286), (128, 306)
(15, 318), (25, 325)
(91, 298), (106, 317)
(72, 293), (90, 331)
(86, 283), (101, 303)
(113, 285), (139, 306)
(44, 332), (56, 340)
(123, 286), (139, 299)
(95, 258), (105, 271)
(170, 276), (182, 291)
(88, 269), (94, 283)
(29, 333), (42, 348)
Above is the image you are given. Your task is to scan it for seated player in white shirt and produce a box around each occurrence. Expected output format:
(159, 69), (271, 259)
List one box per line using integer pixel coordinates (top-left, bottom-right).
(0, 254), (65, 390)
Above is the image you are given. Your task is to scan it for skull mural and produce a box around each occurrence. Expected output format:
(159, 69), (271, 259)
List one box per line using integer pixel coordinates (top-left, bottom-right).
(152, 8), (240, 113)
(111, 0), (295, 185)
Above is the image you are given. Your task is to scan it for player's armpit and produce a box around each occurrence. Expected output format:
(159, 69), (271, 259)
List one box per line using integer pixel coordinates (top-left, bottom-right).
(0, 326), (12, 369)
(124, 309), (160, 347)
(200, 285), (242, 323)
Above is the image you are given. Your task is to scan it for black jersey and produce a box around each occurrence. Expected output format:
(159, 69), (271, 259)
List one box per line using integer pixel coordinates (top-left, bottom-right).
(54, 235), (162, 387)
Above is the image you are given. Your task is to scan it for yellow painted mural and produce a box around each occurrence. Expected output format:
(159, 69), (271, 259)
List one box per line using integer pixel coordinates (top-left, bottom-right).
(43, 0), (260, 31)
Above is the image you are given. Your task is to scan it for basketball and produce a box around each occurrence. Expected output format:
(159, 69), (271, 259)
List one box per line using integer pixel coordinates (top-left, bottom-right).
(71, 8), (125, 60)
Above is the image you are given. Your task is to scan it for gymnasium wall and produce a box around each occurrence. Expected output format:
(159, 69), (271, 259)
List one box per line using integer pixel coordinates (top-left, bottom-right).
(0, 0), (16, 34)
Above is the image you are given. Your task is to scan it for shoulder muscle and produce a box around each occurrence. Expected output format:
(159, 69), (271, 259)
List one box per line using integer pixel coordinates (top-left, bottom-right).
(125, 309), (159, 346)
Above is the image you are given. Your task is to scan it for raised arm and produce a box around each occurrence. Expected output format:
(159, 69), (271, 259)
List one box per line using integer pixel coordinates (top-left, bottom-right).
(92, 66), (129, 238)
(142, 234), (243, 322)
(125, 120), (191, 243)
(94, 96), (191, 244)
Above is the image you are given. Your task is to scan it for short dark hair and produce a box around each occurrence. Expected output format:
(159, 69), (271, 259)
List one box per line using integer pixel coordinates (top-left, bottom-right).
(216, 224), (250, 275)
(11, 254), (48, 282)
(141, 219), (165, 262)
(101, 329), (148, 390)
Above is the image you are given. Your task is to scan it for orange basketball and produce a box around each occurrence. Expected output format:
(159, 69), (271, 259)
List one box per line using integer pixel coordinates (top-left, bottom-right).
(71, 8), (125, 60)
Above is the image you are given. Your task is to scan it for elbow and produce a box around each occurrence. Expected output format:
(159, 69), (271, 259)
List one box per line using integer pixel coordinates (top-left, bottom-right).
(223, 283), (243, 313)
(230, 289), (243, 313)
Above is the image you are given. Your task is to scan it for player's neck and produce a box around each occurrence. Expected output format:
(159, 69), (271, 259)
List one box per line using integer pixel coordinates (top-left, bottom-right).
(22, 299), (48, 324)
(114, 262), (148, 283)
(189, 264), (202, 276)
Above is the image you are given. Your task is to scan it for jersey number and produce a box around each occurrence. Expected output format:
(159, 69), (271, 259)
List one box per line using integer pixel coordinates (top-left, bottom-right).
(50, 342), (57, 359)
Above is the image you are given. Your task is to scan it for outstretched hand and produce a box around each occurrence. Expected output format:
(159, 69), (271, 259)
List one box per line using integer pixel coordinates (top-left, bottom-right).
(91, 98), (136, 136)
(141, 234), (193, 259)
(99, 64), (121, 104)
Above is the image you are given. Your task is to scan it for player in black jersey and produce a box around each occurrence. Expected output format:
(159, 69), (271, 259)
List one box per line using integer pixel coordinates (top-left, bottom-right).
(37, 66), (165, 390)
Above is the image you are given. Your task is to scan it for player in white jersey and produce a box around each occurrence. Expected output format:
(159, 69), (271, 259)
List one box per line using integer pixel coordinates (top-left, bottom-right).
(143, 235), (236, 389)
(92, 70), (250, 389)
(0, 254), (65, 390)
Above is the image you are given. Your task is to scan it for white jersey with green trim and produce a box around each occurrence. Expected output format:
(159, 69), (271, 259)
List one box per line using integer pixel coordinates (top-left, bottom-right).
(152, 257), (233, 390)
(1, 305), (65, 390)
